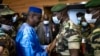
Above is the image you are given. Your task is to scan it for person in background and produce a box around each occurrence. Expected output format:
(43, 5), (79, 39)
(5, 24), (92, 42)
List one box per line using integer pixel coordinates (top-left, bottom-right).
(76, 12), (84, 25)
(12, 13), (19, 40)
(12, 13), (19, 31)
(76, 12), (91, 56)
(76, 12), (85, 56)
(85, 8), (100, 56)
(48, 3), (81, 56)
(12, 13), (27, 31)
(77, 12), (91, 38)
(18, 12), (27, 28)
(16, 7), (50, 56)
(12, 13), (19, 23)
(86, 8), (100, 56)
(47, 13), (61, 56)
(0, 15), (16, 56)
(51, 13), (60, 39)
(21, 12), (27, 20)
(13, 13), (27, 36)
(0, 16), (5, 55)
(21, 12), (27, 22)
(2, 14), (16, 39)
(37, 14), (53, 45)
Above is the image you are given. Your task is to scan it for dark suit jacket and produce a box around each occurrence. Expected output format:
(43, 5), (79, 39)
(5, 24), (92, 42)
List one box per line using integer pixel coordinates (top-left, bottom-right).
(37, 22), (53, 45)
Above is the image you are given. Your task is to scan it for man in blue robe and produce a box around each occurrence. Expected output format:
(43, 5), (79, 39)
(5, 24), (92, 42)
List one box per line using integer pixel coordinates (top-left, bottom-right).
(16, 7), (48, 56)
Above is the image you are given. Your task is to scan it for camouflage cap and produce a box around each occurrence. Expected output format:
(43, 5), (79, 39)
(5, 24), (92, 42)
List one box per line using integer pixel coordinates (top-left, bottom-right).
(51, 3), (67, 12)
(85, 0), (100, 7)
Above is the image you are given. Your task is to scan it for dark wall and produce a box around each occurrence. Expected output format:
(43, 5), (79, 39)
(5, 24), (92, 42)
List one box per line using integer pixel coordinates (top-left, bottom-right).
(0, 0), (2, 4)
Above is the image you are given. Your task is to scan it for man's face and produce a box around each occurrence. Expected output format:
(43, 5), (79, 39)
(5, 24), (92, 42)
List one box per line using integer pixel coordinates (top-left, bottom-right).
(53, 12), (62, 20)
(28, 13), (41, 26)
(87, 8), (100, 28)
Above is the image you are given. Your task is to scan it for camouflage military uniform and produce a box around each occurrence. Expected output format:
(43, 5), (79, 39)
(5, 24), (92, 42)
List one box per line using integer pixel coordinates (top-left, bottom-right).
(56, 20), (81, 56)
(79, 27), (91, 56)
(11, 26), (17, 40)
(88, 26), (100, 56)
(0, 29), (16, 56)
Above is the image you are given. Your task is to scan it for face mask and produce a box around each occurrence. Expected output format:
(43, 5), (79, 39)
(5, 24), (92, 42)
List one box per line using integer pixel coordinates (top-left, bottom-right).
(12, 16), (17, 23)
(52, 16), (60, 24)
(1, 24), (12, 31)
(43, 20), (49, 25)
(77, 17), (82, 21)
(85, 13), (93, 22)
(82, 22), (88, 26)
(87, 19), (97, 23)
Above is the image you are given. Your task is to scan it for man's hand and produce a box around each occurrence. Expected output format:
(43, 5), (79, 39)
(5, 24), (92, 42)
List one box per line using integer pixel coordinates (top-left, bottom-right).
(0, 46), (4, 55)
(46, 38), (58, 53)
(46, 43), (52, 53)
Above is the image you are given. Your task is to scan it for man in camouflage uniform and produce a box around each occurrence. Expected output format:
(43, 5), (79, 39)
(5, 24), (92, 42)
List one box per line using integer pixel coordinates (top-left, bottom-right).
(49, 4), (81, 56)
(85, 0), (100, 56)
(76, 9), (92, 56)
(0, 15), (16, 56)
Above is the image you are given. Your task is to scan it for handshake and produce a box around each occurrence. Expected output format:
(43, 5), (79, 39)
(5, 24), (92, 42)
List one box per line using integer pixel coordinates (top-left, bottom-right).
(46, 37), (58, 53)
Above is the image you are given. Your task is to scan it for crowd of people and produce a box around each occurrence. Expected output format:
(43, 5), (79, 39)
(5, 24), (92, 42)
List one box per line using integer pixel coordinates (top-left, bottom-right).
(0, 1), (100, 56)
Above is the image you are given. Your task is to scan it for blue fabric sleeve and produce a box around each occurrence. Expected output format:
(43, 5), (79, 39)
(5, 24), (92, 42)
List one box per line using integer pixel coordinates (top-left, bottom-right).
(19, 30), (35, 56)
(19, 27), (48, 56)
